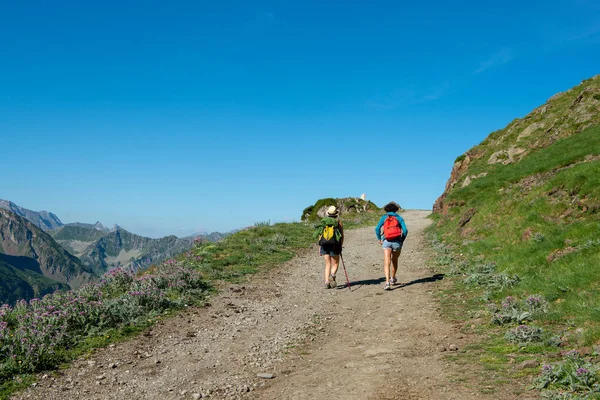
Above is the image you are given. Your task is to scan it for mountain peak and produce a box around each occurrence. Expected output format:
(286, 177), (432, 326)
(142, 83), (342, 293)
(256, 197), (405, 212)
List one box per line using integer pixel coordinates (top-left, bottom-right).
(110, 224), (124, 232)
(93, 221), (107, 231)
(0, 199), (63, 231)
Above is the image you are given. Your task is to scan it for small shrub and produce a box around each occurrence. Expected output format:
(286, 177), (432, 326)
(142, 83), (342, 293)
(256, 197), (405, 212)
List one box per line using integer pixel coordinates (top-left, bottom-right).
(525, 294), (549, 314)
(254, 220), (271, 227)
(437, 254), (455, 266)
(505, 324), (545, 345)
(490, 295), (548, 325)
(269, 233), (288, 245)
(535, 351), (600, 395)
(463, 262), (520, 292)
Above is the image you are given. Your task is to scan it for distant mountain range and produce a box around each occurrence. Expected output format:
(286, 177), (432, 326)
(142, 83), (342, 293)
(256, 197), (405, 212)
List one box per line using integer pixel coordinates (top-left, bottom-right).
(54, 226), (195, 275)
(0, 209), (96, 304)
(185, 231), (230, 242)
(0, 199), (63, 231)
(64, 221), (111, 232)
(0, 200), (230, 304)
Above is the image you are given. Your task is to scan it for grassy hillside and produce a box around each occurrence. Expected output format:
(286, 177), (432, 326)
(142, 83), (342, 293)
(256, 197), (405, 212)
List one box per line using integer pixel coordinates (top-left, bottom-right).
(0, 260), (68, 305)
(429, 76), (600, 397)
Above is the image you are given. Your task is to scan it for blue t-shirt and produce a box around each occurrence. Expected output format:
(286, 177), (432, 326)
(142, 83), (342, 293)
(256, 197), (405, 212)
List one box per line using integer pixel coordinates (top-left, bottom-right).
(375, 212), (408, 241)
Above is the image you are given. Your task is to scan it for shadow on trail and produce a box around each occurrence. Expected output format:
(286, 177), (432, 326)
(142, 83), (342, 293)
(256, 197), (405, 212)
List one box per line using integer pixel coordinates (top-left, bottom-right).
(341, 277), (386, 291)
(396, 273), (445, 289)
(336, 274), (444, 292)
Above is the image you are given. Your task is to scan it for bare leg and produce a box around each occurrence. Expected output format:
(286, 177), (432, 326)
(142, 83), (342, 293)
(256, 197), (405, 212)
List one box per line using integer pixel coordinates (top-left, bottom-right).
(391, 249), (401, 281)
(383, 248), (392, 283)
(323, 254), (332, 284)
(331, 255), (340, 277)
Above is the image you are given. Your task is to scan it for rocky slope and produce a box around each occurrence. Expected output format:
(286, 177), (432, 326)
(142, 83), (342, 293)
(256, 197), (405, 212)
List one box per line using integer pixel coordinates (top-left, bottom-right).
(64, 221), (110, 232)
(429, 75), (600, 360)
(434, 74), (600, 214)
(0, 199), (63, 231)
(0, 209), (95, 304)
(49, 225), (113, 257)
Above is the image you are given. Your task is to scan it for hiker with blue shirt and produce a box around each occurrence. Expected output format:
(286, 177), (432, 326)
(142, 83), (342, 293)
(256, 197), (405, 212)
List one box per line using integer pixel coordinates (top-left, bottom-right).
(375, 202), (408, 290)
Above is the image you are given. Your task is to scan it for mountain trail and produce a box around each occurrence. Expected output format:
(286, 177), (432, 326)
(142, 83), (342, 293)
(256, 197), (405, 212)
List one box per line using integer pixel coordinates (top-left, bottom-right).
(13, 210), (532, 400)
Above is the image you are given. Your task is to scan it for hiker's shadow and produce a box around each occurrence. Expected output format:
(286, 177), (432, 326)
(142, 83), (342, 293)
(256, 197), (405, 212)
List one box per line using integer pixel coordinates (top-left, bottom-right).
(338, 274), (445, 291)
(340, 277), (385, 291)
(396, 273), (445, 289)
(346, 277), (386, 288)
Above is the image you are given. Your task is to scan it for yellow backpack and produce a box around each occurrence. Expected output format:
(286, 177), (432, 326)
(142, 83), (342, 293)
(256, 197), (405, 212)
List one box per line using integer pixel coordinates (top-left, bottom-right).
(316, 217), (341, 246)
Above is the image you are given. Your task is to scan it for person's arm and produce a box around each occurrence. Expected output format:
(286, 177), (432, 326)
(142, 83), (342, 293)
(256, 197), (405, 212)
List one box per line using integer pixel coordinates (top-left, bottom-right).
(338, 221), (344, 246)
(375, 216), (385, 241)
(398, 215), (408, 239)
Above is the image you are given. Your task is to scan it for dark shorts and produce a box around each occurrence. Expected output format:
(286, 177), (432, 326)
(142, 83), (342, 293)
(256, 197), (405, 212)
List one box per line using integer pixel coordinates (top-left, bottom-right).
(320, 244), (342, 256)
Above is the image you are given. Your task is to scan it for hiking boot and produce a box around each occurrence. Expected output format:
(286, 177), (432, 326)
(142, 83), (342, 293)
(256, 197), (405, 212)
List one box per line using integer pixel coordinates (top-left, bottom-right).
(324, 282), (331, 289)
(384, 282), (392, 291)
(329, 274), (337, 288)
(390, 277), (398, 285)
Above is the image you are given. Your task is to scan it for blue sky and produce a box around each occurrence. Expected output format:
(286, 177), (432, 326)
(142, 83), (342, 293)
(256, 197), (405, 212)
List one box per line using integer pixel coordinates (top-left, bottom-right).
(1, 0), (599, 237)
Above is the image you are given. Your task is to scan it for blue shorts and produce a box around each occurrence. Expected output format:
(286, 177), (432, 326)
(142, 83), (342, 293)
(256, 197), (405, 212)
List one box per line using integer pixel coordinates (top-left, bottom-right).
(320, 244), (342, 256)
(382, 239), (403, 252)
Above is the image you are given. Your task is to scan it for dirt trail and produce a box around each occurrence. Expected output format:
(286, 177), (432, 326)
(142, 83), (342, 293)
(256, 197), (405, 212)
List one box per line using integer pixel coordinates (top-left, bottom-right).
(13, 210), (524, 400)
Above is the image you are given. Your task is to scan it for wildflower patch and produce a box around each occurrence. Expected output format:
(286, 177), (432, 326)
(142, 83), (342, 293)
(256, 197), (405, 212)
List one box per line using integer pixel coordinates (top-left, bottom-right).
(535, 350), (600, 396)
(0, 260), (208, 386)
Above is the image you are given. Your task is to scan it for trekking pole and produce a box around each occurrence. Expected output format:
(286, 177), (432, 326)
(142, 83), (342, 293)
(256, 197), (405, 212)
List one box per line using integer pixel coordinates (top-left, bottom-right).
(340, 253), (351, 291)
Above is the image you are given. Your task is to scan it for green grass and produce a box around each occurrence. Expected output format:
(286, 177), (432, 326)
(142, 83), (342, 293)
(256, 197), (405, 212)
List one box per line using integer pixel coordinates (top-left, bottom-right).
(433, 124), (600, 341)
(180, 210), (382, 282)
(428, 123), (600, 397)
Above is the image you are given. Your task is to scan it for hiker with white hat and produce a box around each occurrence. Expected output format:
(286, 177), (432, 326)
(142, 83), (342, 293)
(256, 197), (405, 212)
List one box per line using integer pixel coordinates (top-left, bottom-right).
(315, 206), (344, 289)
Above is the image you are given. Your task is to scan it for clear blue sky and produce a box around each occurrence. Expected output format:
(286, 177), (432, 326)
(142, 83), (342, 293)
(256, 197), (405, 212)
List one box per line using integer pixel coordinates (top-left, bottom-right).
(1, 0), (598, 237)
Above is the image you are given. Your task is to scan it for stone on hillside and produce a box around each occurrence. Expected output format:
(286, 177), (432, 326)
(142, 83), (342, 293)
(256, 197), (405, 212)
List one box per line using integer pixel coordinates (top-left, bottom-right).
(461, 172), (488, 188)
(458, 208), (476, 227)
(257, 373), (275, 379)
(518, 122), (544, 140)
(488, 147), (526, 165)
(517, 360), (539, 369)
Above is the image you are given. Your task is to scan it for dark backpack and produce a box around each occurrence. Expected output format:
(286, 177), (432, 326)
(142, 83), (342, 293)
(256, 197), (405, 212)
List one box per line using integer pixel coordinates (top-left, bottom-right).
(315, 217), (342, 246)
(383, 215), (403, 240)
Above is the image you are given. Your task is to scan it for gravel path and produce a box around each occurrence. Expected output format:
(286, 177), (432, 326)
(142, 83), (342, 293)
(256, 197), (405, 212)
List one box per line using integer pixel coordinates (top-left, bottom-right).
(13, 210), (529, 400)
